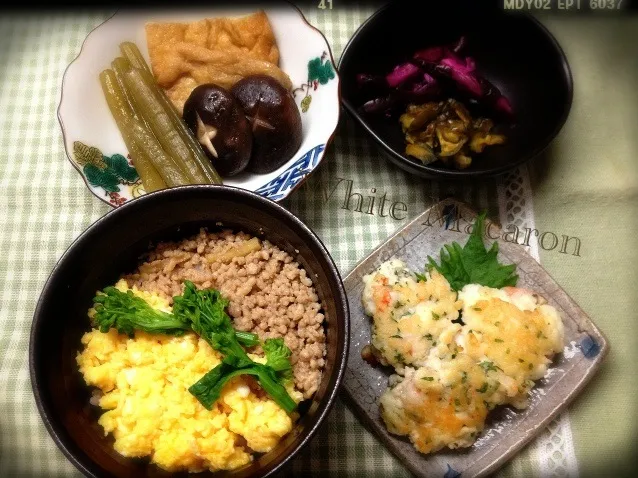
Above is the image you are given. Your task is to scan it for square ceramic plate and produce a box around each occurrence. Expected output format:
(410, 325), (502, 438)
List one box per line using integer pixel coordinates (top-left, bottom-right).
(342, 198), (609, 478)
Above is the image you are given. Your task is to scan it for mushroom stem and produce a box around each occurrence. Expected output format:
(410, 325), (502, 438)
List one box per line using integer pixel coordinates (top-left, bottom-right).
(195, 113), (219, 159)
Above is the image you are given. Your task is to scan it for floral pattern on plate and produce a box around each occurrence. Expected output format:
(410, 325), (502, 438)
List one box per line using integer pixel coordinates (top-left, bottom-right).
(293, 51), (336, 113)
(72, 141), (144, 206)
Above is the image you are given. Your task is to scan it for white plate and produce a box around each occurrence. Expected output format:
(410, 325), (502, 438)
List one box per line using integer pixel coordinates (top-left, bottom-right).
(58, 3), (340, 207)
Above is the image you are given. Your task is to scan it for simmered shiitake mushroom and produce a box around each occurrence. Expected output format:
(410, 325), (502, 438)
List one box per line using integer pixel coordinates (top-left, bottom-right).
(183, 84), (253, 177)
(231, 75), (302, 174)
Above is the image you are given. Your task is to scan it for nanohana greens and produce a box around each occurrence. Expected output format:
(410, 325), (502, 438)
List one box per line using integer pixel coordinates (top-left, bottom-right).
(188, 337), (296, 413)
(93, 287), (189, 336)
(91, 280), (296, 413)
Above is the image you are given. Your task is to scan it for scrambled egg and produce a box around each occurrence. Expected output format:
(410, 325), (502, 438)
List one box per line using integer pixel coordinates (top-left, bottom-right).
(77, 280), (302, 473)
(363, 261), (564, 455)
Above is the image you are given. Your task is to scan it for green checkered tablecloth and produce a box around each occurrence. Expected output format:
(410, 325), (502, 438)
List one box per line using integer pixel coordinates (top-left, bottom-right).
(0, 5), (636, 478)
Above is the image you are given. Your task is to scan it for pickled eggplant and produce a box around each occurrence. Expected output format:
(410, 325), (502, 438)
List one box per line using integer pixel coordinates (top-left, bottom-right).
(400, 98), (506, 169)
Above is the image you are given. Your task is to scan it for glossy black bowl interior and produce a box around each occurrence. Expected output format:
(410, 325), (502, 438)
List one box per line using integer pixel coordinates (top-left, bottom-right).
(339, 0), (573, 179)
(30, 185), (349, 478)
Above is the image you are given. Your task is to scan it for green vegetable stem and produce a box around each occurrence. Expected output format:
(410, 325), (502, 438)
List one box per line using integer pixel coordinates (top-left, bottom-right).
(173, 282), (254, 368)
(188, 348), (296, 413)
(92, 287), (189, 336)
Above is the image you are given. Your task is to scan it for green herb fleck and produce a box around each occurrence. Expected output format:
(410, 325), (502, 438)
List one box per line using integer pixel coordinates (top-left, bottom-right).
(461, 371), (468, 384)
(494, 338), (504, 343)
(424, 333), (433, 341)
(472, 307), (482, 312)
(422, 376), (434, 381)
(454, 398), (461, 406)
(476, 382), (488, 393)
(479, 361), (502, 373)
(432, 312), (440, 320)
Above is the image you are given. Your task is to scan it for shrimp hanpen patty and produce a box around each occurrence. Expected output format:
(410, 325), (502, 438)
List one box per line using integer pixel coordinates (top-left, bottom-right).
(361, 259), (462, 368)
(363, 261), (565, 455)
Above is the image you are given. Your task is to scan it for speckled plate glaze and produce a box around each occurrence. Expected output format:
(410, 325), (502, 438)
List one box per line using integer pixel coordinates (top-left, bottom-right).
(342, 198), (609, 478)
(58, 2), (340, 207)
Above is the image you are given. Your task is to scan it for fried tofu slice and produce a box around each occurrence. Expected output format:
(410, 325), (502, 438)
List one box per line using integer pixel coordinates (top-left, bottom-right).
(145, 11), (292, 113)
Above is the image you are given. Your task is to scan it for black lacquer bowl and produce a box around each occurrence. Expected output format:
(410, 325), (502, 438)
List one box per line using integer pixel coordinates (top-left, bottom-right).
(30, 185), (349, 478)
(339, 0), (573, 179)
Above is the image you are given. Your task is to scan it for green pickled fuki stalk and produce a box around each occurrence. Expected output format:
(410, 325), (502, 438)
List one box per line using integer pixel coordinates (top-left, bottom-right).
(99, 69), (167, 193)
(119, 42), (223, 185)
(121, 64), (210, 184)
(122, 114), (190, 187)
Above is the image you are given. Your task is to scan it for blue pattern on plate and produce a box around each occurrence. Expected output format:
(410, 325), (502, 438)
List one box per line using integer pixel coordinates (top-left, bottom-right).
(579, 334), (600, 359)
(442, 204), (458, 230)
(255, 144), (325, 201)
(444, 464), (461, 478)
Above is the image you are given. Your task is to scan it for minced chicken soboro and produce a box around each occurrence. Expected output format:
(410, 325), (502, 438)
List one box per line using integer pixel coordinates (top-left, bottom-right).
(122, 228), (327, 399)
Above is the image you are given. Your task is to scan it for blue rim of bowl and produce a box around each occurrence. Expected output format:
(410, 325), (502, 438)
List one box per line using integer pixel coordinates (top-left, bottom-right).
(337, 3), (574, 179)
(29, 184), (351, 478)
(57, 3), (341, 207)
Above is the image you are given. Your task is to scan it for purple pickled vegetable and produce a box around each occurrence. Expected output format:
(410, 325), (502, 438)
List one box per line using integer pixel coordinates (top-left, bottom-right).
(397, 73), (441, 102)
(423, 73), (436, 84)
(357, 36), (514, 118)
(413, 46), (445, 63)
(495, 96), (513, 115)
(411, 73), (439, 94)
(433, 59), (513, 116)
(386, 63), (421, 88)
(451, 36), (467, 54)
(361, 96), (397, 116)
(356, 73), (388, 89)
(465, 56), (476, 71)
(437, 54), (475, 74)
(476, 76), (513, 115)
(437, 56), (482, 96)
(413, 36), (467, 63)
(360, 73), (441, 116)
